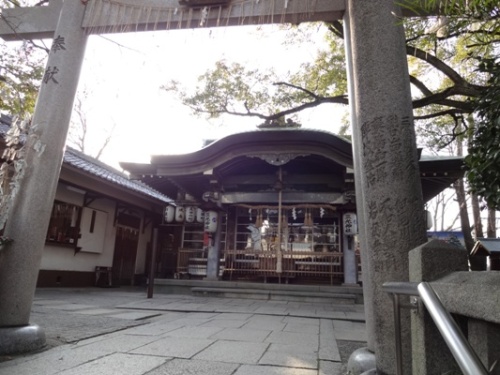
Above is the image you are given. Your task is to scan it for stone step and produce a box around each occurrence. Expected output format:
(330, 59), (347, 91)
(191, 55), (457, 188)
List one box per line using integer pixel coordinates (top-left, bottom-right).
(190, 287), (357, 304)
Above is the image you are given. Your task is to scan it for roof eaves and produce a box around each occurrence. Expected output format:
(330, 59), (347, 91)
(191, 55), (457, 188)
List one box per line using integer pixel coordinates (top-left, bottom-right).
(63, 147), (173, 204)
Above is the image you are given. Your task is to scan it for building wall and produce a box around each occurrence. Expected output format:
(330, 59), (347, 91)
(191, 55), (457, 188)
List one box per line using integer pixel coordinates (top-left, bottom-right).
(38, 180), (156, 287)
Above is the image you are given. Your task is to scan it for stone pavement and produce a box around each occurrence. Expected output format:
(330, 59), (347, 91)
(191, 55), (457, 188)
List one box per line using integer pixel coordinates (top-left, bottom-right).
(0, 287), (367, 375)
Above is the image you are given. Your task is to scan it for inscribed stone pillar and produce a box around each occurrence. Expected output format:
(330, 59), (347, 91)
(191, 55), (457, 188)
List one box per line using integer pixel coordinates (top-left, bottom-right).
(344, 1), (428, 373)
(0, 0), (88, 353)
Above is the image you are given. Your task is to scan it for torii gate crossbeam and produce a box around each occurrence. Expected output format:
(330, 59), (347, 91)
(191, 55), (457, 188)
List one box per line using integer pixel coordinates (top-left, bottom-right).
(0, 0), (346, 40)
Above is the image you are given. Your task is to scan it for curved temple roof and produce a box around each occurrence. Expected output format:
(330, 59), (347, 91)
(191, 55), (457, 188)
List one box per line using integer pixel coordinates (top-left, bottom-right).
(120, 128), (464, 204)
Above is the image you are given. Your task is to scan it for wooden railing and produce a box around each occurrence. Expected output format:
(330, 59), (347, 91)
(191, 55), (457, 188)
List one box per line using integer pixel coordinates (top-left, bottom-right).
(224, 249), (343, 284)
(177, 248), (345, 283)
(177, 248), (224, 277)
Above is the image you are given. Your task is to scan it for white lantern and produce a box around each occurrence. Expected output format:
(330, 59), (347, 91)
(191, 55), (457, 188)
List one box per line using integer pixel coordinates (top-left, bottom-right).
(196, 208), (204, 223)
(343, 213), (358, 235)
(164, 205), (175, 223)
(185, 206), (196, 223)
(175, 206), (185, 222)
(204, 210), (218, 233)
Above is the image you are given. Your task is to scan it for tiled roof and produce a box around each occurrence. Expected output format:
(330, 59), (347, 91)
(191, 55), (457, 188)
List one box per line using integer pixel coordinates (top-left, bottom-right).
(63, 148), (172, 203)
(0, 114), (172, 204)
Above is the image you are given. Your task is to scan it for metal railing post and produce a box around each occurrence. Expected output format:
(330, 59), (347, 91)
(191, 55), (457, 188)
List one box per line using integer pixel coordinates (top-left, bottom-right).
(417, 282), (488, 375)
(383, 281), (489, 375)
(391, 293), (403, 375)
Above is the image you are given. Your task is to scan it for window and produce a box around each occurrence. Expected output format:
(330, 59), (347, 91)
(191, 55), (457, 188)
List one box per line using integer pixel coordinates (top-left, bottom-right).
(46, 201), (80, 245)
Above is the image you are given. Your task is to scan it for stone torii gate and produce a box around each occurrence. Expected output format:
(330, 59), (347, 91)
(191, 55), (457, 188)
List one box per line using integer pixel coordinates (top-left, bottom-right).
(0, 1), (428, 373)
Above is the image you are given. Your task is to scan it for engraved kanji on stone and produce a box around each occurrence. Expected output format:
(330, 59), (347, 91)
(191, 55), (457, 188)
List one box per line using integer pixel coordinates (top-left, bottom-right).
(51, 35), (66, 53)
(43, 66), (59, 84)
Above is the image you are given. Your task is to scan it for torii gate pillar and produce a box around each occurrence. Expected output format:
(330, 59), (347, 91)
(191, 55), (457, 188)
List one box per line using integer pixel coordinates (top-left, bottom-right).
(0, 0), (88, 354)
(344, 1), (428, 374)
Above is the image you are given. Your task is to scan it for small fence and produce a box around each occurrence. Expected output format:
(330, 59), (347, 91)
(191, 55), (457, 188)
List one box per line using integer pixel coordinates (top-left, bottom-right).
(224, 249), (344, 284)
(177, 248), (345, 283)
(177, 248), (225, 277)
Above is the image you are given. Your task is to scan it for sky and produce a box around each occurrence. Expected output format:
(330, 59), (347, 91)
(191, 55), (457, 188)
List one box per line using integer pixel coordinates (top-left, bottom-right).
(75, 23), (347, 170)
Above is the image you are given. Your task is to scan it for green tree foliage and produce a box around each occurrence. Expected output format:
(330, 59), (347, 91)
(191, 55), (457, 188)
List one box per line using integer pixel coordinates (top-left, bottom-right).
(465, 58), (500, 210)
(163, 25), (348, 123)
(404, 0), (500, 209)
(0, 41), (45, 115)
(0, 0), (47, 115)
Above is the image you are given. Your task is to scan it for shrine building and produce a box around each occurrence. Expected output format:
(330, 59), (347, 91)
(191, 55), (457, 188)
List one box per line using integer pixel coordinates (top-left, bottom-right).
(121, 128), (463, 285)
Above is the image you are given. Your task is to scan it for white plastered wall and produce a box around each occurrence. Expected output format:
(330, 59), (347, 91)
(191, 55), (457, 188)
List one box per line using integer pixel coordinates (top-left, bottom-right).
(40, 182), (153, 275)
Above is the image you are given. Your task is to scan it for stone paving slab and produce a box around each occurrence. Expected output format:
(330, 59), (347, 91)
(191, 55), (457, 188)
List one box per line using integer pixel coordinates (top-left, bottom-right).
(242, 318), (287, 331)
(30, 309), (143, 344)
(233, 364), (318, 375)
(283, 322), (320, 334)
(32, 299), (67, 306)
(319, 319), (341, 362)
(211, 327), (272, 342)
(130, 336), (215, 358)
(104, 311), (162, 320)
(124, 321), (188, 336)
(199, 318), (247, 328)
(319, 360), (343, 375)
(264, 331), (319, 349)
(42, 303), (97, 311)
(71, 308), (117, 315)
(259, 342), (318, 369)
(282, 316), (320, 325)
(145, 358), (239, 375)
(333, 329), (368, 342)
(193, 340), (269, 364)
(56, 352), (168, 375)
(164, 325), (224, 339)
(332, 319), (366, 331)
(0, 288), (366, 375)
(215, 312), (254, 320)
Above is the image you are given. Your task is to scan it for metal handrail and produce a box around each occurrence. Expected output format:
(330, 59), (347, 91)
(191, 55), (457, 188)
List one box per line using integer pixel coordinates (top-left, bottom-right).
(383, 281), (488, 375)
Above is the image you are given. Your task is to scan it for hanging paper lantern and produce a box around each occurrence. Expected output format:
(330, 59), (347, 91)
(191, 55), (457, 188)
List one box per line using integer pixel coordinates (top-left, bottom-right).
(164, 205), (175, 223)
(196, 208), (204, 223)
(204, 210), (218, 233)
(185, 206), (196, 223)
(175, 206), (185, 222)
(343, 213), (358, 235)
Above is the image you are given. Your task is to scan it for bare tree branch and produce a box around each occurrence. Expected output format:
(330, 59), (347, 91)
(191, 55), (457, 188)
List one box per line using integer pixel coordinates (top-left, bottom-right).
(95, 122), (116, 160)
(414, 108), (466, 120)
(409, 75), (433, 96)
(407, 45), (483, 91)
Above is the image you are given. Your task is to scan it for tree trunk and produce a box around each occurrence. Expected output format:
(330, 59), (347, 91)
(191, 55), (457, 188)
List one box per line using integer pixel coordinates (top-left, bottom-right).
(454, 178), (475, 253)
(471, 193), (484, 238)
(487, 208), (496, 238)
(455, 125), (484, 270)
(455, 178), (484, 270)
